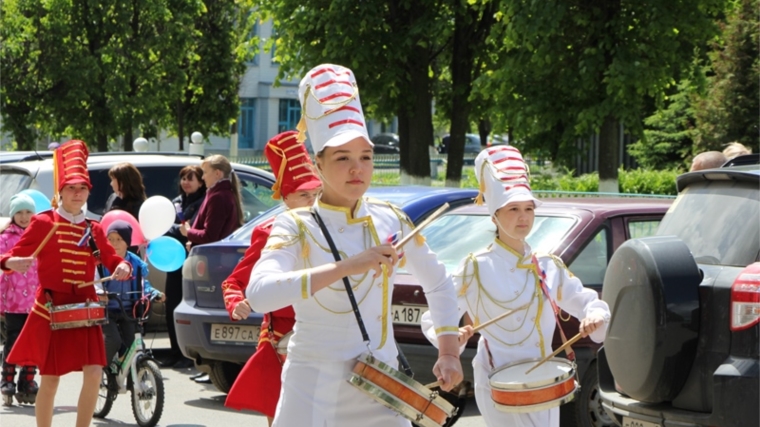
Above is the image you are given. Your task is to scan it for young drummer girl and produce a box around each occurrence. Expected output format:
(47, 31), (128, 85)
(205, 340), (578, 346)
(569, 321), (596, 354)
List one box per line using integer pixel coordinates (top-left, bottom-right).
(0, 194), (40, 405)
(1, 140), (131, 427)
(422, 146), (611, 427)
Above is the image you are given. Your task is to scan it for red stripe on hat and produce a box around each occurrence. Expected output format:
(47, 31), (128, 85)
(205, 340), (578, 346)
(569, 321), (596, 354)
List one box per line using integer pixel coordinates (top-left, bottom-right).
(325, 105), (361, 116)
(504, 183), (532, 192)
(319, 92), (354, 103)
(328, 119), (364, 129)
(311, 67), (352, 78)
(492, 156), (524, 165)
(314, 79), (353, 90)
(498, 166), (527, 172)
(500, 174), (529, 182)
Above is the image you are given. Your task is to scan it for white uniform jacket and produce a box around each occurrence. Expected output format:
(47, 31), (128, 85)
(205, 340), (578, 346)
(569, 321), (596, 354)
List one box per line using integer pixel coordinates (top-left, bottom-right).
(247, 197), (460, 365)
(422, 238), (610, 369)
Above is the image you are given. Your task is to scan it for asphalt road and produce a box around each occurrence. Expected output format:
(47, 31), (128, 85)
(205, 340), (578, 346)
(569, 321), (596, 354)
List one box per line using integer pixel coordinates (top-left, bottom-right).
(0, 332), (488, 427)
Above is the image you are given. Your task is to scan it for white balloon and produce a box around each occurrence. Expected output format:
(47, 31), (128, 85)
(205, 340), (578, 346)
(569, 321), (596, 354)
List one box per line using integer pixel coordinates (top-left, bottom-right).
(139, 196), (176, 241)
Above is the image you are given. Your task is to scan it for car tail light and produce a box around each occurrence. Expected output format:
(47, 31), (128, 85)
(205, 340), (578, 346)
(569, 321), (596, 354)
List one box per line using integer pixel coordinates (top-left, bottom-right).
(730, 262), (760, 331)
(182, 254), (209, 281)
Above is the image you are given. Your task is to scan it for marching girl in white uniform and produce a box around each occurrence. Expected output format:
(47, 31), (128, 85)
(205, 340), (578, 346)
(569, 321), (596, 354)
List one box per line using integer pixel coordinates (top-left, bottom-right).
(246, 63), (464, 427)
(421, 146), (611, 427)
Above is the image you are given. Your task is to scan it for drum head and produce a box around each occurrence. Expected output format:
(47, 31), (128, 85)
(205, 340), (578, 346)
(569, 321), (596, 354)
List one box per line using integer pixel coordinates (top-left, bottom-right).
(489, 357), (574, 391)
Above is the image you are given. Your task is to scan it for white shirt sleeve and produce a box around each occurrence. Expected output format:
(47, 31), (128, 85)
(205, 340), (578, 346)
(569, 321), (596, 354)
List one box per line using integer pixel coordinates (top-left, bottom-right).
(402, 219), (460, 339)
(420, 256), (471, 353)
(551, 258), (611, 343)
(246, 212), (312, 312)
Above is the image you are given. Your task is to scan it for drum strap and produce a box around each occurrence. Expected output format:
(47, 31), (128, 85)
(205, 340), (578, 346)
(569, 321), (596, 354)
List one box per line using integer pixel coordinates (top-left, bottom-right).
(311, 210), (371, 345)
(532, 255), (575, 361)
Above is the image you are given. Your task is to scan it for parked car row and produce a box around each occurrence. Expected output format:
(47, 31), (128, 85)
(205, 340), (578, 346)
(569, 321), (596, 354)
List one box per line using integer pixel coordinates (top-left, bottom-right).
(0, 152), (276, 329)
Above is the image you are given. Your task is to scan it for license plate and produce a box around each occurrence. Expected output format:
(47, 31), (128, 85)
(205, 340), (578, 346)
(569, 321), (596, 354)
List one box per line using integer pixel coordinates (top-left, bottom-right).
(209, 324), (260, 345)
(392, 305), (425, 325)
(622, 417), (661, 427)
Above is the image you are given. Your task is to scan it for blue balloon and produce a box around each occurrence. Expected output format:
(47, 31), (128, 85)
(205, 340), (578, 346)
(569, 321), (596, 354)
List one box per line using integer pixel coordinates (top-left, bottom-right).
(19, 189), (52, 213)
(147, 236), (186, 272)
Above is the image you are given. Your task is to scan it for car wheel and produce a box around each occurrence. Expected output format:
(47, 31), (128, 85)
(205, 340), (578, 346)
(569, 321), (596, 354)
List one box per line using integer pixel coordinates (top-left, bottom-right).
(209, 361), (243, 394)
(575, 362), (614, 427)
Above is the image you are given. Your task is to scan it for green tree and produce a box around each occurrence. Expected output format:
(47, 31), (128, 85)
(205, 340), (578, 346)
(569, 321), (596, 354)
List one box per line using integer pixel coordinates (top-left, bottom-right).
(481, 0), (724, 190)
(168, 0), (256, 150)
(628, 79), (700, 170)
(694, 0), (759, 150)
(256, 0), (453, 183)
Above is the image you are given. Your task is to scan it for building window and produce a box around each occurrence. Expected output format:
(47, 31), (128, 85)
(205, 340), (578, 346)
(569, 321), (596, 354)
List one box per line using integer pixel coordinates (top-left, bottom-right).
(247, 21), (259, 66)
(238, 99), (256, 149)
(278, 99), (301, 133)
(270, 27), (279, 66)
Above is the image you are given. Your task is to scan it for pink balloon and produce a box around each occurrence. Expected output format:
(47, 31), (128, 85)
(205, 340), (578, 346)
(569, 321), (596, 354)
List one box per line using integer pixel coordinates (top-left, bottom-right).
(100, 210), (146, 246)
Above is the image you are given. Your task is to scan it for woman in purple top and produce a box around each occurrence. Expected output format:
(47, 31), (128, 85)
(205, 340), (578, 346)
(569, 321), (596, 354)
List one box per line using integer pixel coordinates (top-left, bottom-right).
(180, 154), (243, 248)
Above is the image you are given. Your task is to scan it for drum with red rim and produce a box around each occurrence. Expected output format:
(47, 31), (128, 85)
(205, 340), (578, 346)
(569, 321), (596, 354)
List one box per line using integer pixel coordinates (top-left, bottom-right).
(49, 301), (107, 330)
(488, 357), (577, 413)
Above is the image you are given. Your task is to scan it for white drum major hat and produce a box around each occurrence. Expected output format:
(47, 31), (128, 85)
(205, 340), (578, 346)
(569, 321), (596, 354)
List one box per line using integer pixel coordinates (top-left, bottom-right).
(474, 146), (542, 217)
(296, 64), (373, 153)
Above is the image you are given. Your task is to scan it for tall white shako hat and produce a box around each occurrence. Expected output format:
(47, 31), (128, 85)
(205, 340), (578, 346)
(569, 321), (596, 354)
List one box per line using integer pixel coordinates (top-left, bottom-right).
(474, 146), (542, 217)
(296, 64), (373, 153)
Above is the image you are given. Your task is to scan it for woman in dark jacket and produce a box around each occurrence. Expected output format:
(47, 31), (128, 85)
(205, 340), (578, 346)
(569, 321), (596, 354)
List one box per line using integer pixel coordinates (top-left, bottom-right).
(179, 155), (243, 247)
(162, 165), (207, 368)
(104, 162), (147, 219)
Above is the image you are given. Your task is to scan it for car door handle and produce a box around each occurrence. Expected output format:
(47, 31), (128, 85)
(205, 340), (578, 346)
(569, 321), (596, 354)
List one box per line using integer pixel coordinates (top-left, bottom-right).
(197, 286), (216, 293)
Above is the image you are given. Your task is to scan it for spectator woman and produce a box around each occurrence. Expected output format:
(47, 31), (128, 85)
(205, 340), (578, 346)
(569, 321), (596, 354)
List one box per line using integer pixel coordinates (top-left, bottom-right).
(161, 165), (207, 368)
(179, 155), (243, 248)
(104, 162), (147, 220)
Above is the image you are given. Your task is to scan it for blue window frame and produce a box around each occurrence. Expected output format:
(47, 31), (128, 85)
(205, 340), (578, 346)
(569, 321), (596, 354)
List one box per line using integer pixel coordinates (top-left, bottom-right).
(247, 21), (259, 65)
(238, 99), (256, 149)
(278, 99), (300, 133)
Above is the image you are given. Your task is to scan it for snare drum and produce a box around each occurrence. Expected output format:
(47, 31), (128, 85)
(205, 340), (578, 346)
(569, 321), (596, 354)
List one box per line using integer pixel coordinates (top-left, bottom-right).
(275, 331), (293, 364)
(488, 357), (577, 413)
(49, 301), (107, 330)
(348, 353), (456, 427)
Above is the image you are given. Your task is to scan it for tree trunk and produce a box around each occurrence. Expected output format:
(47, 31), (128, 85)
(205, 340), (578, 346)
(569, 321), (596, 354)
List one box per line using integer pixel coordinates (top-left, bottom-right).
(478, 118), (491, 149)
(177, 100), (185, 151)
(124, 126), (133, 152)
(96, 134), (108, 152)
(598, 116), (620, 193)
(399, 44), (432, 185)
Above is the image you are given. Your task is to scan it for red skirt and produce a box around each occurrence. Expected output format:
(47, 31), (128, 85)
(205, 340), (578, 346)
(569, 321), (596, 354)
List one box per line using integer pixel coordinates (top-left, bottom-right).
(225, 341), (283, 417)
(7, 290), (106, 376)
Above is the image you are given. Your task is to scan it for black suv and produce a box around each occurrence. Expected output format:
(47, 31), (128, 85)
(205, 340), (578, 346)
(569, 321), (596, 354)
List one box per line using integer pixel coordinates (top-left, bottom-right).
(598, 163), (760, 427)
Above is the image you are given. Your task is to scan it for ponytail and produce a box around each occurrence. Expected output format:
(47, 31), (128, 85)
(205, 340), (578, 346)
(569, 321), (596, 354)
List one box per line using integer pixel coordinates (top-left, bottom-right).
(229, 172), (244, 227)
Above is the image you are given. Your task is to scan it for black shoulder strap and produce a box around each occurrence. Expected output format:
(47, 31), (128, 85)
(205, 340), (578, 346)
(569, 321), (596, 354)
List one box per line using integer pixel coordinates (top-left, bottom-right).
(310, 210), (370, 344)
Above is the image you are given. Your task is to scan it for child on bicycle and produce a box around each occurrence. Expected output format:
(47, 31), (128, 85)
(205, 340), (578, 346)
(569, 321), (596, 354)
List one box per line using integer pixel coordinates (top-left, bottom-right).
(0, 194), (40, 405)
(101, 220), (164, 371)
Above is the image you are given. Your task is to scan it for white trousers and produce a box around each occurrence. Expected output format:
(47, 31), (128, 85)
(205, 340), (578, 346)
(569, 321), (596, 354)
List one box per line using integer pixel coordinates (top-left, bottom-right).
(473, 359), (559, 427)
(272, 358), (411, 427)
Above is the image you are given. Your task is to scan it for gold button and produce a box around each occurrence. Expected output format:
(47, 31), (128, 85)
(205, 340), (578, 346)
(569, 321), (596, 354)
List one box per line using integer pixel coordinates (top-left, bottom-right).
(535, 342), (540, 347)
(338, 227), (344, 233)
(377, 315), (382, 321)
(516, 317), (521, 322)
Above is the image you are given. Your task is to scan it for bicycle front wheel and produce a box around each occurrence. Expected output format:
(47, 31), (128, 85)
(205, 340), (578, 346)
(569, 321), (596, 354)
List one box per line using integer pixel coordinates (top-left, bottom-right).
(94, 369), (117, 418)
(130, 359), (164, 427)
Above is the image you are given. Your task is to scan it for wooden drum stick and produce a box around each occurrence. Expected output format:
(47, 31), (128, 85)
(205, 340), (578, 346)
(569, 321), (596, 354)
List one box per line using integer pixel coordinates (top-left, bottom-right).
(77, 275), (114, 289)
(525, 332), (584, 375)
(394, 203), (449, 250)
(31, 223), (59, 258)
(424, 303), (531, 390)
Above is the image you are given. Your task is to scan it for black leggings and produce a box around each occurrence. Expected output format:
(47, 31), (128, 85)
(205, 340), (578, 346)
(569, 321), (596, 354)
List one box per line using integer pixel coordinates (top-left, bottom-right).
(2, 313), (28, 366)
(164, 269), (183, 357)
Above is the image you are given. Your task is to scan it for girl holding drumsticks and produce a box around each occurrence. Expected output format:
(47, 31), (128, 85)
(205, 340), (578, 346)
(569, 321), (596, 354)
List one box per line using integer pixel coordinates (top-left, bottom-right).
(421, 146), (611, 427)
(246, 63), (463, 427)
(0, 140), (131, 427)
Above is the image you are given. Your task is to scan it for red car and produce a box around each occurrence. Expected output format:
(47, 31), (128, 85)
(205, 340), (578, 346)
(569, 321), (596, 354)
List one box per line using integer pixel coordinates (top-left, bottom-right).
(391, 196), (673, 427)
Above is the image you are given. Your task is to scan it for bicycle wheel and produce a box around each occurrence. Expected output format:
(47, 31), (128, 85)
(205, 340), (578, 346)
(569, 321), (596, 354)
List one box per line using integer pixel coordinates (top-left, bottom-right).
(130, 359), (164, 427)
(94, 369), (117, 418)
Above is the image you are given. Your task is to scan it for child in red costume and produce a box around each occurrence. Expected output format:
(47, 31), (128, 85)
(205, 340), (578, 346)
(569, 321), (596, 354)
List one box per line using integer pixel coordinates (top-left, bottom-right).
(0, 140), (132, 427)
(223, 131), (321, 425)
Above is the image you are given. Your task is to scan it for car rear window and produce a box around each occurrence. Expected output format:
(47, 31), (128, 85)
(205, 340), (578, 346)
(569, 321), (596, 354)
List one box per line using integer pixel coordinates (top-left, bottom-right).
(0, 169), (33, 216)
(414, 214), (577, 273)
(658, 180), (759, 267)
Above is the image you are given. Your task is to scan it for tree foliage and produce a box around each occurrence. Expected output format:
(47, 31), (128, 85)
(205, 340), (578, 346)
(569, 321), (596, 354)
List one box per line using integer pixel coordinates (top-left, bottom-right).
(1, 0), (254, 151)
(694, 0), (759, 150)
(478, 0), (725, 183)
